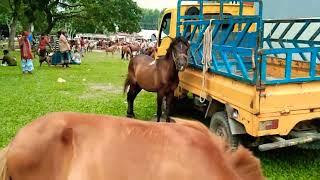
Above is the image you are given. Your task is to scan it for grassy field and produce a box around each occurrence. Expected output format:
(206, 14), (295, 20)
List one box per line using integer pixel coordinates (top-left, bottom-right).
(0, 51), (319, 179)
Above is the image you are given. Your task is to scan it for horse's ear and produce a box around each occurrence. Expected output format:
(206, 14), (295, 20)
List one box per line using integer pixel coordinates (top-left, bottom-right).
(229, 146), (265, 180)
(61, 128), (73, 145)
(178, 36), (190, 48)
(186, 41), (190, 48)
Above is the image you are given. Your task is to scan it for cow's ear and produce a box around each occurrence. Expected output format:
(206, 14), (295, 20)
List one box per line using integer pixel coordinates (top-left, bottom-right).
(61, 128), (73, 145)
(230, 146), (265, 180)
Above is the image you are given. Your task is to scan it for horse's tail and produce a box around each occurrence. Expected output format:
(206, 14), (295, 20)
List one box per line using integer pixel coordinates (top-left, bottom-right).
(0, 146), (9, 180)
(128, 46), (133, 58)
(123, 75), (130, 94)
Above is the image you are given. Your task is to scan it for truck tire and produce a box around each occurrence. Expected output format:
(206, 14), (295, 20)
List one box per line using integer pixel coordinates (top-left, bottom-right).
(210, 112), (239, 149)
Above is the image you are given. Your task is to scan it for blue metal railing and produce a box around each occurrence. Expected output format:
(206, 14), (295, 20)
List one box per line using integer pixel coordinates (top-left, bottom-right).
(261, 18), (320, 84)
(176, 0), (320, 85)
(177, 0), (262, 84)
(260, 47), (320, 84)
(263, 18), (320, 61)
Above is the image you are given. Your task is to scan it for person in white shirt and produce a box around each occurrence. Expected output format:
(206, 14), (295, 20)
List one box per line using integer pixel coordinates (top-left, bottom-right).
(72, 50), (81, 65)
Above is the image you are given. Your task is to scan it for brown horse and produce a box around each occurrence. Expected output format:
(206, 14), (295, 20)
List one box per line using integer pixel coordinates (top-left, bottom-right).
(124, 37), (189, 122)
(105, 45), (117, 55)
(143, 47), (157, 59)
(121, 45), (132, 60)
(128, 43), (141, 58)
(87, 42), (95, 52)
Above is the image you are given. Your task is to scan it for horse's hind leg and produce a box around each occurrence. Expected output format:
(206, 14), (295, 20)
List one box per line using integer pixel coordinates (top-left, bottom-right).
(127, 85), (141, 118)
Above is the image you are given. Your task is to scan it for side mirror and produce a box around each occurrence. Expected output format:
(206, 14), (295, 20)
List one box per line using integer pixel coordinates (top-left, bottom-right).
(151, 34), (157, 41)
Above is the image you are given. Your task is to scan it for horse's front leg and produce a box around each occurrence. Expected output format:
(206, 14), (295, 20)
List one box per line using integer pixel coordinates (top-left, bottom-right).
(157, 93), (164, 122)
(165, 91), (174, 123)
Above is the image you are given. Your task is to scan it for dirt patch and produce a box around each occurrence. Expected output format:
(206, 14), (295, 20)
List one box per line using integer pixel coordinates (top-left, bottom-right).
(89, 83), (122, 93)
(80, 83), (122, 99)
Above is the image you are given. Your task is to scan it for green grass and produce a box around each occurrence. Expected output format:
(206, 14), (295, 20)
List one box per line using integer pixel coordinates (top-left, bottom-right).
(0, 51), (319, 179)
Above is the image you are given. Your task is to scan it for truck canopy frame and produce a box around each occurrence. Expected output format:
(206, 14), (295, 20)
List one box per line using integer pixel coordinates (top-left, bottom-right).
(177, 0), (320, 85)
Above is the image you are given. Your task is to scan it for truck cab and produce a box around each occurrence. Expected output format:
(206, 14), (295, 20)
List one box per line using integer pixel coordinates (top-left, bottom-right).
(156, 2), (256, 59)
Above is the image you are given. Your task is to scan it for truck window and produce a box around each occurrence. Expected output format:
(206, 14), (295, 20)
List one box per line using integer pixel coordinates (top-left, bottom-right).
(159, 13), (172, 45)
(185, 7), (200, 40)
(204, 13), (233, 30)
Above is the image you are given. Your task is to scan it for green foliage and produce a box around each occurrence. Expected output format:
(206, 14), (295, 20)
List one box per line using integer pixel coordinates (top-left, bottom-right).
(53, 0), (143, 34)
(80, 0), (142, 33)
(2, 0), (142, 35)
(140, 9), (161, 30)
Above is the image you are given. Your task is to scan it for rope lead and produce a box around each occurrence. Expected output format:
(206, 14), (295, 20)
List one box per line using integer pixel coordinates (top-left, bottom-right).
(199, 21), (213, 103)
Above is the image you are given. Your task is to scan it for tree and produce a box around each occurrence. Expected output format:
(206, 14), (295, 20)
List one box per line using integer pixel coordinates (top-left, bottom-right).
(1, 0), (142, 50)
(24, 0), (142, 34)
(39, 0), (84, 34)
(82, 0), (142, 33)
(7, 0), (23, 50)
(140, 9), (161, 30)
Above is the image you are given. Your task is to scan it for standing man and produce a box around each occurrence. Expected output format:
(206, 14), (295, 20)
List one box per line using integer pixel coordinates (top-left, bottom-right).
(58, 31), (71, 68)
(38, 33), (51, 66)
(80, 37), (85, 57)
(19, 31), (34, 74)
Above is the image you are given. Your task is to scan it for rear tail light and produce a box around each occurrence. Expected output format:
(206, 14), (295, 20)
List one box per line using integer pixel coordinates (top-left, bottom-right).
(244, 2), (254, 6)
(259, 120), (279, 131)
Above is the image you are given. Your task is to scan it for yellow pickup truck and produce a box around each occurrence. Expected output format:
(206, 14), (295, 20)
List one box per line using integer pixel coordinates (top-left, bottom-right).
(155, 0), (320, 151)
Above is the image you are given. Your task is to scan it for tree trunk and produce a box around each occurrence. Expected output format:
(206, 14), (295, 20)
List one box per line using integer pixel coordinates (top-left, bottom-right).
(44, 9), (55, 34)
(45, 22), (55, 35)
(8, 17), (17, 51)
(27, 22), (34, 33)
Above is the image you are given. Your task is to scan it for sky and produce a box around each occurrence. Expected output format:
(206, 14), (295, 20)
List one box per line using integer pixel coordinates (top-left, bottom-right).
(133, 0), (177, 10)
(133, 0), (320, 18)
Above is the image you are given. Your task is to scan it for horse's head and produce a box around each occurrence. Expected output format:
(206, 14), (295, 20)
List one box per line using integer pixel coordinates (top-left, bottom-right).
(169, 37), (190, 71)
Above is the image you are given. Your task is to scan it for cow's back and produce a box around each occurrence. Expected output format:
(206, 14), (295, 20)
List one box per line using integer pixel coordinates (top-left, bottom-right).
(6, 112), (264, 180)
(7, 113), (75, 180)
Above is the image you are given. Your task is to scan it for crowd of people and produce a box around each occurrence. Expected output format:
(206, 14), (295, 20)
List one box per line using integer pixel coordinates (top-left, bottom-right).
(0, 30), (86, 74)
(0, 30), (158, 74)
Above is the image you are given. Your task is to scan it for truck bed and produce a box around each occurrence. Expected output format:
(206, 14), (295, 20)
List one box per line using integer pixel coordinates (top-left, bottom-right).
(178, 66), (320, 137)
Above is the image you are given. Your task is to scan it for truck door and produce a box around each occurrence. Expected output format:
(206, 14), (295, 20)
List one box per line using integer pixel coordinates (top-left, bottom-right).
(156, 12), (174, 59)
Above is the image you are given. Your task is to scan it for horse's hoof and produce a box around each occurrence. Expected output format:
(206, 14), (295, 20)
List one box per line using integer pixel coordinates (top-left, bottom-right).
(127, 114), (135, 118)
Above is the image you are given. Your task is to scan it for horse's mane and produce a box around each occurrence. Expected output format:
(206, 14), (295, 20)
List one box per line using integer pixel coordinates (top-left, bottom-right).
(165, 36), (189, 59)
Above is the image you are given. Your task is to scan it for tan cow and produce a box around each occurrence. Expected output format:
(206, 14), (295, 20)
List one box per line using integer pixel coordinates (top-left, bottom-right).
(0, 112), (265, 180)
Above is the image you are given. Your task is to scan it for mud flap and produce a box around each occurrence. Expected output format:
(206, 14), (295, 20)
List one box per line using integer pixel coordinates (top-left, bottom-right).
(225, 104), (246, 135)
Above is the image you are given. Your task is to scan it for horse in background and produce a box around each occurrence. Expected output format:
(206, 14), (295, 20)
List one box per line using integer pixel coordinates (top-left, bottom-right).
(143, 47), (157, 59)
(105, 45), (117, 56)
(121, 45), (132, 60)
(124, 37), (190, 122)
(87, 41), (96, 52)
(128, 43), (141, 58)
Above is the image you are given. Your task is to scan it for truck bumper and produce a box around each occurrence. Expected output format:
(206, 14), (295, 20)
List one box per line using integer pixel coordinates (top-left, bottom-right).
(258, 132), (320, 151)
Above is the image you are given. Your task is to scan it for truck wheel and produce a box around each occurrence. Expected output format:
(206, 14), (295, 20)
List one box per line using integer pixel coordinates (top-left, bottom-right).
(210, 112), (239, 149)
